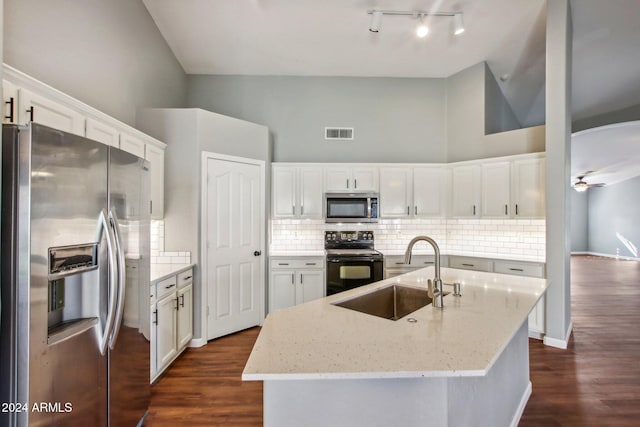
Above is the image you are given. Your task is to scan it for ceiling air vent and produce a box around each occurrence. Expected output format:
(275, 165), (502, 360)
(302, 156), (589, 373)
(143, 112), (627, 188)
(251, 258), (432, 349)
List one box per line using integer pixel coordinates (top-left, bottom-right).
(325, 127), (354, 140)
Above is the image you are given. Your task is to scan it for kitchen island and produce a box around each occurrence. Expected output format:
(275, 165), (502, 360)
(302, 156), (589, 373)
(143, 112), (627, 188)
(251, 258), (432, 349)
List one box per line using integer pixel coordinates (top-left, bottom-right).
(242, 266), (548, 427)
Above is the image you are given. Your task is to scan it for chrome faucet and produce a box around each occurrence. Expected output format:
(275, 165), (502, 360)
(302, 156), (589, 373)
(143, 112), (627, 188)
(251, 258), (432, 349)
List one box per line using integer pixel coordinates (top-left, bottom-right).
(404, 236), (444, 308)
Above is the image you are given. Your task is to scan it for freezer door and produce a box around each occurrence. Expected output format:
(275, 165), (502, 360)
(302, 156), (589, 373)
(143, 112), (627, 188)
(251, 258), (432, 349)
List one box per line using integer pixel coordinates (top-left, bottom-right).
(107, 147), (150, 426)
(8, 123), (110, 426)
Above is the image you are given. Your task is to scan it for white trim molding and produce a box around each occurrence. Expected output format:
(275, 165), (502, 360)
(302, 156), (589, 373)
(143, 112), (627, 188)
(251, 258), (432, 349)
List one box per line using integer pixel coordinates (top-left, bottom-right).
(510, 381), (532, 427)
(544, 320), (573, 349)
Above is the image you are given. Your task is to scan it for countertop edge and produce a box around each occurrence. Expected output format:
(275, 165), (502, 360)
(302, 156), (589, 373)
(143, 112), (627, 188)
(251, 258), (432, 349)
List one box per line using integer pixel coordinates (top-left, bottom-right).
(150, 263), (196, 283)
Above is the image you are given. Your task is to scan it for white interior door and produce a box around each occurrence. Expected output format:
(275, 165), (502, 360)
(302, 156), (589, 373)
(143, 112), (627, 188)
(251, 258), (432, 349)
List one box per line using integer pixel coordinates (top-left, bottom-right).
(206, 157), (263, 340)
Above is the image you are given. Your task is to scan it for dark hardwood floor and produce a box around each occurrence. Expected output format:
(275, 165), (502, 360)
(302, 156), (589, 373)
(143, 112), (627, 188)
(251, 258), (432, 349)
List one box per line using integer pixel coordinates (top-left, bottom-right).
(146, 255), (640, 426)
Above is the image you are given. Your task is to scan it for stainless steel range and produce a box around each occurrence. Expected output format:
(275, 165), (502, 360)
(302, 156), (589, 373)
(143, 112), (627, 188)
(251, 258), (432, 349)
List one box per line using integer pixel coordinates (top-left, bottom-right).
(325, 231), (384, 296)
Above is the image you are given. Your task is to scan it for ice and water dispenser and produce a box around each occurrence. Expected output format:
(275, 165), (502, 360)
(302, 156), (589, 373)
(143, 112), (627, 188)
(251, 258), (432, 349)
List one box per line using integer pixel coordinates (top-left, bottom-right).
(47, 243), (100, 344)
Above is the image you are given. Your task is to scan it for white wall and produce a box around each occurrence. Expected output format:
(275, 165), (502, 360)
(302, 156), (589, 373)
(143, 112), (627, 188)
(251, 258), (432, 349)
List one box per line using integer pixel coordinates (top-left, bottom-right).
(3, 0), (187, 127)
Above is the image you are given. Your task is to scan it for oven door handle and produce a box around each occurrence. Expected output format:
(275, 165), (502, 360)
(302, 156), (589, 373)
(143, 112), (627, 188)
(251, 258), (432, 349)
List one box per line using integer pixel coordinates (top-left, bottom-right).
(327, 258), (382, 263)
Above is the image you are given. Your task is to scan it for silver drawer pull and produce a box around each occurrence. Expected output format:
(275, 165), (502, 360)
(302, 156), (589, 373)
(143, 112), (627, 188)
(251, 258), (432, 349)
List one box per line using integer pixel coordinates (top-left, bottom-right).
(305, 263), (316, 266)
(423, 261), (433, 264)
(182, 275), (193, 280)
(165, 283), (176, 289)
(509, 268), (524, 272)
(462, 263), (474, 267)
(395, 262), (405, 265)
(278, 263), (289, 266)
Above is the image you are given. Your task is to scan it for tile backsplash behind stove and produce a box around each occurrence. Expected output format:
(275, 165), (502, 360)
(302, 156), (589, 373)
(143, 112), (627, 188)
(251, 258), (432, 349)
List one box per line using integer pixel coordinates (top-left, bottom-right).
(270, 218), (546, 261)
(151, 220), (191, 264)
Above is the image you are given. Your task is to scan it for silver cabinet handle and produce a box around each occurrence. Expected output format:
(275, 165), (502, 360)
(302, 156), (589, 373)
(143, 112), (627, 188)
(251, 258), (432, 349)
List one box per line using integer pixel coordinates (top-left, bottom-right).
(153, 310), (158, 325)
(354, 179), (357, 188)
(407, 206), (410, 215)
(291, 273), (295, 284)
(415, 206), (418, 215)
(515, 204), (519, 215)
(505, 204), (508, 215)
(347, 178), (350, 189)
(301, 205), (304, 215)
(509, 268), (524, 272)
(462, 263), (474, 267)
(180, 294), (185, 307)
(300, 274), (303, 285)
(473, 205), (476, 215)
(292, 205), (295, 215)
(174, 298), (179, 311)
(305, 262), (316, 266)
(183, 275), (193, 280)
(165, 283), (176, 289)
(278, 263), (289, 266)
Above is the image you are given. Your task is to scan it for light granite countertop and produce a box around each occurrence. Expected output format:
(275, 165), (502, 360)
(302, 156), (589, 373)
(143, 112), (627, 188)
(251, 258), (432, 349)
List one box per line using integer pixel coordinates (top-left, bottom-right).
(242, 266), (548, 381)
(150, 263), (195, 283)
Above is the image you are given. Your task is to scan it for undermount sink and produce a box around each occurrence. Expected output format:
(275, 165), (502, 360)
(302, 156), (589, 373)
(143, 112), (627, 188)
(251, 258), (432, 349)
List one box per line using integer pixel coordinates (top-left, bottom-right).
(333, 284), (436, 321)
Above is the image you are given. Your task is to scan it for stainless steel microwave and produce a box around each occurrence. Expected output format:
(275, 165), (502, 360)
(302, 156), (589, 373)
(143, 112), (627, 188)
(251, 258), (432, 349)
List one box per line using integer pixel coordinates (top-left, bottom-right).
(324, 193), (379, 223)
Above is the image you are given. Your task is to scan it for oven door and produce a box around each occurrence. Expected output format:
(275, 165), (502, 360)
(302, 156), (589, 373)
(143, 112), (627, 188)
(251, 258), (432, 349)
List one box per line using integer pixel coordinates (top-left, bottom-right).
(326, 257), (383, 296)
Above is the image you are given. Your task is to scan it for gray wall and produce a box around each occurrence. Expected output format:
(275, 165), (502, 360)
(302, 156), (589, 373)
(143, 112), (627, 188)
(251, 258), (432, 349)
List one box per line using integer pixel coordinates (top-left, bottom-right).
(4, 0), (187, 127)
(587, 176), (640, 258)
(187, 75), (448, 163)
(570, 190), (588, 252)
(485, 63), (521, 135)
(573, 103), (640, 133)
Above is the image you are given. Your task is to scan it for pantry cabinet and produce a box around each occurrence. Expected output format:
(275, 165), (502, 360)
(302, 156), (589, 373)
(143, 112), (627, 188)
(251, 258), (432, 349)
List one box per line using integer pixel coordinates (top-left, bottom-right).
(272, 165), (323, 218)
(269, 257), (325, 312)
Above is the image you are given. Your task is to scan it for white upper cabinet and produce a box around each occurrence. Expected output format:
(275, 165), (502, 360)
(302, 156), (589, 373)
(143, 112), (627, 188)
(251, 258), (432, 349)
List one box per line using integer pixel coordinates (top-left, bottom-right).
(120, 132), (146, 158)
(272, 165), (323, 219)
(379, 167), (412, 217)
(86, 118), (120, 147)
(145, 143), (165, 220)
(2, 80), (19, 124)
(512, 157), (545, 218)
(450, 165), (482, 218)
(16, 87), (85, 136)
(481, 162), (511, 217)
(325, 166), (378, 192)
(413, 166), (448, 218)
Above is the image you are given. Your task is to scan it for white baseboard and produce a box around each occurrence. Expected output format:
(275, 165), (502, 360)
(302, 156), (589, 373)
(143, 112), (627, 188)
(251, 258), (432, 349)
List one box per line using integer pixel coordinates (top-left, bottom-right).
(189, 337), (207, 348)
(543, 320), (573, 349)
(573, 251), (639, 261)
(510, 381), (532, 427)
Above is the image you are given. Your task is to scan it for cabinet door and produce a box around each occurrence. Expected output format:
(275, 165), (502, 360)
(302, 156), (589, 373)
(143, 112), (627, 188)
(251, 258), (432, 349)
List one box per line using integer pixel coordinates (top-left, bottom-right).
(177, 284), (193, 349)
(324, 167), (352, 191)
(481, 162), (511, 217)
(413, 166), (447, 217)
(528, 297), (545, 335)
(86, 118), (120, 147)
(18, 87), (85, 135)
(298, 270), (325, 304)
(2, 80), (19, 124)
(379, 167), (412, 217)
(299, 167), (324, 218)
(272, 167), (297, 217)
(145, 144), (165, 219)
(120, 133), (146, 158)
(156, 293), (178, 371)
(512, 158), (545, 218)
(352, 167), (379, 191)
(150, 303), (157, 381)
(270, 270), (297, 312)
(450, 165), (481, 217)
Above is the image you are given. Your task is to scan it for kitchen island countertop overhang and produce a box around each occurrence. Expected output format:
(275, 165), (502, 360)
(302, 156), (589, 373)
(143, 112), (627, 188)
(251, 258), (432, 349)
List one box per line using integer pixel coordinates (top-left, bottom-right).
(242, 266), (548, 381)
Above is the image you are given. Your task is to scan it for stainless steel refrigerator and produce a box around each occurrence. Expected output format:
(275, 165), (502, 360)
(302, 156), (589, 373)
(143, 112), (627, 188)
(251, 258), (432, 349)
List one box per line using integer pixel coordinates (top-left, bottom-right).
(1, 123), (151, 426)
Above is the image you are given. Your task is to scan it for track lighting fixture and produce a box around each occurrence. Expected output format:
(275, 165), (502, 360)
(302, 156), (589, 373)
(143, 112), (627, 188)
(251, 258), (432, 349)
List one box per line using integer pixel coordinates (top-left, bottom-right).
(369, 10), (382, 32)
(416, 14), (429, 38)
(367, 10), (465, 38)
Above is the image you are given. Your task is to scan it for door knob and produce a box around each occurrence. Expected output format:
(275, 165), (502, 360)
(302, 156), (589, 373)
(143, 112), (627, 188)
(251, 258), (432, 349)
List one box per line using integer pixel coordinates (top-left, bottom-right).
(253, 251), (262, 256)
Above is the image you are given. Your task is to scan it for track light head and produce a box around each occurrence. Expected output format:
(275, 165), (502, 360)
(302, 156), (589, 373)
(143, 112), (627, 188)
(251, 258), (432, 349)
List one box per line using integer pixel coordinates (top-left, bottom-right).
(453, 12), (465, 35)
(369, 10), (382, 32)
(416, 14), (429, 38)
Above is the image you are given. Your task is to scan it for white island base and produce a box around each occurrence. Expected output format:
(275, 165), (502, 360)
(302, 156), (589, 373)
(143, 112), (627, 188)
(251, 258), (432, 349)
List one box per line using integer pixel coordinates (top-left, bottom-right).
(263, 321), (530, 427)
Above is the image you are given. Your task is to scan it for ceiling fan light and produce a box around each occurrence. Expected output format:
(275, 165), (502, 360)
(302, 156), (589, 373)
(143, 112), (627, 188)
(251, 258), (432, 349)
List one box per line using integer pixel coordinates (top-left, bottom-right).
(574, 182), (589, 192)
(453, 12), (465, 35)
(369, 10), (382, 32)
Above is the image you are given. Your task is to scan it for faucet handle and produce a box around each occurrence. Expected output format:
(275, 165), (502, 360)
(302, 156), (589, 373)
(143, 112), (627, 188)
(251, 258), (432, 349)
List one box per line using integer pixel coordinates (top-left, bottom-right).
(427, 279), (434, 299)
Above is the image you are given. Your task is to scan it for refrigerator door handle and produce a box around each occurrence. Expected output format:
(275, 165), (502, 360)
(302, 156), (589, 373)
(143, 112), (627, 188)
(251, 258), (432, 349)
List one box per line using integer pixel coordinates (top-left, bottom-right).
(98, 209), (118, 356)
(108, 208), (127, 350)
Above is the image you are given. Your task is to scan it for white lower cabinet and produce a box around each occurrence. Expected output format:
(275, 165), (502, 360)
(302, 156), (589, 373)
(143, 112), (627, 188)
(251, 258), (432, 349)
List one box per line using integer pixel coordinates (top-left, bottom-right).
(449, 256), (546, 339)
(269, 257), (325, 313)
(151, 268), (194, 382)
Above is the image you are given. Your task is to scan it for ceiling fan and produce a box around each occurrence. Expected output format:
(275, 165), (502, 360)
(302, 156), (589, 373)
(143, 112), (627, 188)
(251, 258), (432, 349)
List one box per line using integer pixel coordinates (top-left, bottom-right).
(573, 173), (605, 192)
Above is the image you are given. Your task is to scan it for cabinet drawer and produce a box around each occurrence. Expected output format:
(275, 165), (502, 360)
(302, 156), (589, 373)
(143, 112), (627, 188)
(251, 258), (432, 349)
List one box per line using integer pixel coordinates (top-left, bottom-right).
(156, 276), (177, 299)
(270, 257), (325, 270)
(150, 284), (157, 304)
(177, 269), (194, 288)
(449, 256), (492, 272)
(494, 261), (545, 278)
(385, 255), (436, 268)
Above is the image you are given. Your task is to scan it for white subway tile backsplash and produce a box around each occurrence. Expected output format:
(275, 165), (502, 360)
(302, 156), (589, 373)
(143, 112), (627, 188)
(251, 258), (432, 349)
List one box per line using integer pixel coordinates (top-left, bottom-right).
(150, 220), (192, 265)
